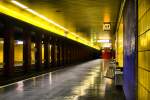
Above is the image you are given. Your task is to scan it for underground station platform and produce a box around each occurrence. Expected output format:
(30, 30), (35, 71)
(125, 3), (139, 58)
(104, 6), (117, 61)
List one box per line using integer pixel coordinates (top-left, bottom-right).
(0, 59), (125, 100)
(0, 0), (150, 100)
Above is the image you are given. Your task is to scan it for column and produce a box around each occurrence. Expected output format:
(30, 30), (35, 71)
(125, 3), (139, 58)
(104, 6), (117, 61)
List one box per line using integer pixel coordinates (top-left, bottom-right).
(72, 47), (75, 63)
(66, 47), (69, 65)
(69, 47), (71, 64)
(58, 44), (62, 66)
(51, 38), (56, 67)
(69, 46), (72, 64)
(71, 46), (74, 63)
(3, 26), (14, 77)
(61, 44), (65, 66)
(57, 42), (61, 67)
(44, 36), (50, 69)
(35, 33), (42, 71)
(23, 30), (31, 73)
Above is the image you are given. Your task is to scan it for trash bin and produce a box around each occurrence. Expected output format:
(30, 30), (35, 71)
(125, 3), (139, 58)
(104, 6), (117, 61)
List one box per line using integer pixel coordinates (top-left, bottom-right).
(105, 61), (115, 79)
(115, 70), (123, 86)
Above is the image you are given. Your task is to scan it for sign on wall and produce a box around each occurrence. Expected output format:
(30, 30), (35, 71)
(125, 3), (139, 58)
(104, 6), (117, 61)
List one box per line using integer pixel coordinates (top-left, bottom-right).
(103, 23), (111, 31)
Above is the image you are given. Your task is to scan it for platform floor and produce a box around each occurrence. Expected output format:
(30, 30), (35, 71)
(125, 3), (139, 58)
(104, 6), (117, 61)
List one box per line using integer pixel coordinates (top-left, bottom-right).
(0, 59), (125, 100)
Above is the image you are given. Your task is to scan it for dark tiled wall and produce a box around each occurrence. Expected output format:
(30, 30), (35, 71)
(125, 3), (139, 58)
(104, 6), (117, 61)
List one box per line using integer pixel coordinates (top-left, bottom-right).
(123, 0), (138, 99)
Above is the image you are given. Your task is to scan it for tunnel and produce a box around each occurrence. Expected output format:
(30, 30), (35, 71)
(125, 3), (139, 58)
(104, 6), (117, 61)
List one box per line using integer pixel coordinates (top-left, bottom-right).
(0, 0), (150, 100)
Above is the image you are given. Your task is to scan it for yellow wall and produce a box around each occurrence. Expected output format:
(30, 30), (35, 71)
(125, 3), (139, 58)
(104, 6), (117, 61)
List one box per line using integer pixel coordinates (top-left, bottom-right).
(14, 42), (23, 65)
(138, 0), (150, 99)
(116, 17), (123, 67)
(0, 44), (3, 64)
(42, 44), (44, 63)
(0, 40), (24, 67)
(31, 43), (35, 64)
(0, 40), (3, 68)
(0, 42), (48, 66)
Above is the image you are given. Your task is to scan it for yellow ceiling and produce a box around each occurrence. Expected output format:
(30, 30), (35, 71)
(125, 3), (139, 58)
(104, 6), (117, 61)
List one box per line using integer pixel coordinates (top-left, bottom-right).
(0, 0), (122, 49)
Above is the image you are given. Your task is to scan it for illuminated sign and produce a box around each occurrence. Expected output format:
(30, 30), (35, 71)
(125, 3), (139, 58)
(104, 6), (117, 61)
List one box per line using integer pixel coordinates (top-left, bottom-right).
(103, 23), (111, 31)
(97, 39), (110, 43)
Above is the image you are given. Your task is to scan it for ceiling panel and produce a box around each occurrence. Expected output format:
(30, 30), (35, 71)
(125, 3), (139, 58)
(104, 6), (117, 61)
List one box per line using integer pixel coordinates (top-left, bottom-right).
(17, 0), (122, 40)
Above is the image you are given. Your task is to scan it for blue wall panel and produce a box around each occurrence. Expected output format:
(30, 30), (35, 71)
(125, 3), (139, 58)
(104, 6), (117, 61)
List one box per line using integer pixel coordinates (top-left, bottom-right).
(123, 0), (137, 100)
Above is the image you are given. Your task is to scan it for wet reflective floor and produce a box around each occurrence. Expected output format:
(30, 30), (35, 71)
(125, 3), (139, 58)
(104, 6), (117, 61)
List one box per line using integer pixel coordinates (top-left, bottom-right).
(0, 59), (125, 100)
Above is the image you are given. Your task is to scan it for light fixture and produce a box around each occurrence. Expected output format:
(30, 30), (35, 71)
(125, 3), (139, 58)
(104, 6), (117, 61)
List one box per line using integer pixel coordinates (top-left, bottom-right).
(16, 40), (23, 44)
(10, 1), (88, 44)
(11, 0), (69, 32)
(9, 0), (99, 49)
(33, 43), (35, 47)
(0, 41), (4, 44)
(97, 39), (110, 43)
(11, 0), (28, 9)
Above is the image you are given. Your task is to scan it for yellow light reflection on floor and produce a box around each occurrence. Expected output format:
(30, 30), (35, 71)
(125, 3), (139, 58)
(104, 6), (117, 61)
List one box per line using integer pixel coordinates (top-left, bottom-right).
(70, 66), (106, 99)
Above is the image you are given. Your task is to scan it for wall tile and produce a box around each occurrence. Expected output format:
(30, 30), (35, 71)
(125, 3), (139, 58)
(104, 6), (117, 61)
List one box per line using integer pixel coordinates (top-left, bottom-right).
(138, 0), (150, 99)
(148, 71), (150, 91)
(147, 10), (150, 29)
(147, 30), (150, 50)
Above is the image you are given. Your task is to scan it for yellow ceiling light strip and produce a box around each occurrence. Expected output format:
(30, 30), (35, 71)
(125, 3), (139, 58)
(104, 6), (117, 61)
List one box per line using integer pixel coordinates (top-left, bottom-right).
(11, 0), (27, 9)
(11, 0), (69, 32)
(0, 0), (99, 49)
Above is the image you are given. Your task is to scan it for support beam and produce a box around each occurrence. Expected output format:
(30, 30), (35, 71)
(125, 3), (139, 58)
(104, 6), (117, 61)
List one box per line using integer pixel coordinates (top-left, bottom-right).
(61, 44), (65, 66)
(35, 34), (42, 71)
(44, 36), (50, 69)
(59, 45), (63, 66)
(3, 26), (14, 77)
(23, 30), (31, 73)
(56, 40), (61, 67)
(51, 38), (56, 67)
(66, 47), (69, 65)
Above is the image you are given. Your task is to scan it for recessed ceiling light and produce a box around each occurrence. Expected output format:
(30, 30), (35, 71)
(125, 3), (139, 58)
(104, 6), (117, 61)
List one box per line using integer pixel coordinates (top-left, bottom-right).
(97, 39), (110, 43)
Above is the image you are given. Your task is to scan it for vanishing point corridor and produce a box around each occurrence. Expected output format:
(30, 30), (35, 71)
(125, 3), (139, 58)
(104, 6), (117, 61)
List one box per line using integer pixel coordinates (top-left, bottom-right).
(0, 60), (124, 100)
(0, 0), (150, 99)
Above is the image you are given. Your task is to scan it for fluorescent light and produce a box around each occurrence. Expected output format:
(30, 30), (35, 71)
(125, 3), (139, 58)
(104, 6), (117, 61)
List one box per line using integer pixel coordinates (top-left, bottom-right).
(71, 32), (79, 38)
(33, 44), (35, 47)
(10, 0), (97, 49)
(26, 9), (39, 16)
(0, 41), (4, 44)
(97, 39), (110, 43)
(29, 10), (68, 31)
(11, 0), (28, 9)
(11, 0), (68, 32)
(16, 41), (23, 45)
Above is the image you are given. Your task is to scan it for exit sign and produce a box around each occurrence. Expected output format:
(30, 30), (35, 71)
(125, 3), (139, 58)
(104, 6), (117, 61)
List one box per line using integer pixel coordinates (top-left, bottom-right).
(103, 23), (111, 31)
